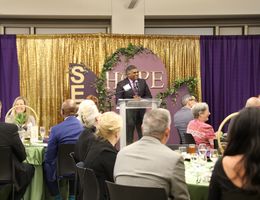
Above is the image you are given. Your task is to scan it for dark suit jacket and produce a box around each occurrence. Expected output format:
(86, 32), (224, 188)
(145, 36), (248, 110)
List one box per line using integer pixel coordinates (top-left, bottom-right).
(0, 122), (28, 189)
(115, 78), (152, 102)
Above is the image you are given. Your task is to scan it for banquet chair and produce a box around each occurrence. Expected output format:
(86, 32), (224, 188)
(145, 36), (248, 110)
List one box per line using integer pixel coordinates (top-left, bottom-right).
(0, 146), (15, 200)
(76, 162), (100, 200)
(184, 133), (196, 144)
(176, 128), (186, 144)
(106, 181), (167, 200)
(167, 144), (188, 151)
(57, 144), (76, 195)
(69, 152), (78, 199)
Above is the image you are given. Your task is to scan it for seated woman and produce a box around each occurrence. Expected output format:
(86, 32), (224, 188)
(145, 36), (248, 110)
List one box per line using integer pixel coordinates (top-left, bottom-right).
(83, 111), (122, 200)
(208, 108), (260, 200)
(187, 102), (215, 148)
(75, 99), (100, 162)
(5, 96), (36, 129)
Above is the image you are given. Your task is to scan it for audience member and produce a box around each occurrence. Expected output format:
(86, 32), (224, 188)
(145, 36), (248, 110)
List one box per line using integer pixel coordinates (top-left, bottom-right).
(245, 97), (260, 108)
(208, 108), (260, 200)
(83, 111), (122, 200)
(74, 99), (100, 162)
(187, 102), (215, 148)
(5, 96), (36, 128)
(0, 100), (35, 200)
(114, 108), (190, 200)
(174, 94), (196, 144)
(44, 99), (83, 199)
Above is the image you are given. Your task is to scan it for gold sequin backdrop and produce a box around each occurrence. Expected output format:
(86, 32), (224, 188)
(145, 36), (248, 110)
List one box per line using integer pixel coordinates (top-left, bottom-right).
(16, 33), (201, 132)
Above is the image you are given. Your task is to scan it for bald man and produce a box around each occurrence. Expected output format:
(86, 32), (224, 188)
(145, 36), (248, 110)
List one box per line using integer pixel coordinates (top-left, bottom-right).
(44, 99), (84, 199)
(245, 97), (260, 108)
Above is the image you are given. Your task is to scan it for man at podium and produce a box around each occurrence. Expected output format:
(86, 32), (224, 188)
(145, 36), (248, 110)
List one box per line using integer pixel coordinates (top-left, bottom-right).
(116, 65), (152, 144)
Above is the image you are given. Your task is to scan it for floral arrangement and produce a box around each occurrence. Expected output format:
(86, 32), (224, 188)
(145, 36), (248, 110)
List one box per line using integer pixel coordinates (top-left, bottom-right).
(15, 113), (27, 127)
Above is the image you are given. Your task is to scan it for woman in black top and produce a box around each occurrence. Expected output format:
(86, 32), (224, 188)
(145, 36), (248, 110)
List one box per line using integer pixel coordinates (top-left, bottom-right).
(83, 111), (123, 200)
(208, 107), (260, 200)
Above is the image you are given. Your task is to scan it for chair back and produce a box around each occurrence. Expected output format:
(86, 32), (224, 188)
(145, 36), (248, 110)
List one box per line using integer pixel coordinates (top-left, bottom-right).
(106, 181), (167, 200)
(167, 144), (188, 151)
(69, 152), (79, 199)
(176, 128), (186, 144)
(57, 144), (75, 178)
(69, 152), (77, 169)
(184, 133), (196, 144)
(0, 146), (15, 200)
(76, 162), (100, 200)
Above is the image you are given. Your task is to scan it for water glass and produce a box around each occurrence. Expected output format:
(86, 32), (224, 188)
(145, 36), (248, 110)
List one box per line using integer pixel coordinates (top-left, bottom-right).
(40, 126), (46, 140)
(198, 143), (207, 162)
(210, 149), (219, 163)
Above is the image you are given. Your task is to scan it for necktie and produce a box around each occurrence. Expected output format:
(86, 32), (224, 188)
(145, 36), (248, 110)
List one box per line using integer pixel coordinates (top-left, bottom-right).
(133, 81), (138, 95)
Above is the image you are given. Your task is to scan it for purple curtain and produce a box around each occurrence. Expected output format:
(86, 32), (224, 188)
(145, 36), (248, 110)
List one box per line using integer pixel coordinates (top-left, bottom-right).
(200, 35), (260, 131)
(0, 35), (20, 121)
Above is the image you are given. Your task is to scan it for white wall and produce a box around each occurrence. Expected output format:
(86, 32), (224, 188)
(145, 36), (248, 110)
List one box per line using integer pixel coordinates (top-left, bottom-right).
(145, 0), (260, 16)
(0, 0), (111, 16)
(1, 0), (260, 34)
(112, 0), (144, 34)
(1, 0), (260, 16)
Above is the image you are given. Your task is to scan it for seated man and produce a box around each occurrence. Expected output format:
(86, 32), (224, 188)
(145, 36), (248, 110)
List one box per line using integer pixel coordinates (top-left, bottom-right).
(174, 94), (196, 144)
(114, 108), (190, 200)
(0, 100), (35, 200)
(44, 99), (83, 199)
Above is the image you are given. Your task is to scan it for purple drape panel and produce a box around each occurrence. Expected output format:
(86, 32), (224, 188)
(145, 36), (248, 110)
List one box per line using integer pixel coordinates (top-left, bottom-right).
(0, 35), (20, 121)
(200, 35), (260, 131)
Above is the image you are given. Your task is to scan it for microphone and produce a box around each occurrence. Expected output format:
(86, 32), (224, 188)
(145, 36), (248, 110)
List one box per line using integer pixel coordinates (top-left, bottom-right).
(134, 80), (139, 91)
(134, 80), (139, 95)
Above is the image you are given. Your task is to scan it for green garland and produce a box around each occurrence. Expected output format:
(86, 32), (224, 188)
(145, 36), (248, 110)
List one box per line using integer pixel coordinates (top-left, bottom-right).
(156, 77), (198, 107)
(96, 43), (153, 112)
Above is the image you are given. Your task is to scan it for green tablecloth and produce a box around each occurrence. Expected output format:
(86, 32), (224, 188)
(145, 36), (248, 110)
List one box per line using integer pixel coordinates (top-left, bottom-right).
(185, 161), (213, 200)
(23, 143), (68, 200)
(24, 145), (45, 200)
(188, 184), (209, 200)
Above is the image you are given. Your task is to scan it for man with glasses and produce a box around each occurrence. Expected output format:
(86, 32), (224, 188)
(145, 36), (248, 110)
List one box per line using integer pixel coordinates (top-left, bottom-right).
(116, 65), (152, 145)
(174, 94), (197, 144)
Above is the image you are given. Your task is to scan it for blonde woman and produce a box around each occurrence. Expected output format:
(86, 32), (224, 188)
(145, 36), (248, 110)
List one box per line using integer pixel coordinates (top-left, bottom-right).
(5, 96), (36, 128)
(83, 111), (123, 200)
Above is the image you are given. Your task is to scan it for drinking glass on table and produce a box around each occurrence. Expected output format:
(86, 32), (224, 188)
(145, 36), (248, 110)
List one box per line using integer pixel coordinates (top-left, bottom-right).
(39, 126), (46, 141)
(210, 149), (219, 163)
(198, 143), (207, 162)
(179, 146), (187, 158)
(188, 144), (196, 154)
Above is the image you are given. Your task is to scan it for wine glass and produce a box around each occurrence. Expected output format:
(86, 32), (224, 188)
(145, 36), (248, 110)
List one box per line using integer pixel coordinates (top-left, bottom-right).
(198, 143), (207, 163)
(178, 146), (187, 158)
(39, 126), (46, 141)
(210, 149), (219, 163)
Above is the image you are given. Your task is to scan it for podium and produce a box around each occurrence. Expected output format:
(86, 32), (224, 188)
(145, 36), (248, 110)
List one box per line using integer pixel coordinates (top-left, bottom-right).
(118, 98), (161, 149)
